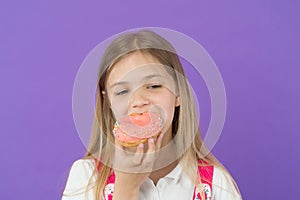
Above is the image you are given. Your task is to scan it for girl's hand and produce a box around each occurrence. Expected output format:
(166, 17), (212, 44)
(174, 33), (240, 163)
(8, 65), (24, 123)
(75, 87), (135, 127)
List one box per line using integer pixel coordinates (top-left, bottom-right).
(112, 133), (164, 200)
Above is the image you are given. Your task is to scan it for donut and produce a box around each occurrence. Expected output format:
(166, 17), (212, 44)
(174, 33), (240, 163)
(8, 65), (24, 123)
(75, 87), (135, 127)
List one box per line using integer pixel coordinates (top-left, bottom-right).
(113, 111), (163, 147)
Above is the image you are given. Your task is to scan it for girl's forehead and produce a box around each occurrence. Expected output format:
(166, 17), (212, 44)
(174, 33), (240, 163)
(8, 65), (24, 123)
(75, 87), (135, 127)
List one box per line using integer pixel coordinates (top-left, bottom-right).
(107, 52), (172, 86)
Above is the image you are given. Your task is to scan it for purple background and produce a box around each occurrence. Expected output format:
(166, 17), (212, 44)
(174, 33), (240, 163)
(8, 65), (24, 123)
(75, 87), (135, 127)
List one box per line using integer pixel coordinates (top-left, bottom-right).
(1, 1), (299, 199)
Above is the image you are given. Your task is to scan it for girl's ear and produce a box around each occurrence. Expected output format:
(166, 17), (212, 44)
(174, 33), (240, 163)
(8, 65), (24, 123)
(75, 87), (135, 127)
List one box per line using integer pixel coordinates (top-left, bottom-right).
(102, 90), (111, 107)
(175, 96), (180, 107)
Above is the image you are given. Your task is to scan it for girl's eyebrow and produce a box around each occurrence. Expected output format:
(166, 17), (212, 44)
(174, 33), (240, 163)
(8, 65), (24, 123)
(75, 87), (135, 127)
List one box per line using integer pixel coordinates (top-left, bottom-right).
(109, 81), (129, 89)
(109, 74), (163, 89)
(143, 74), (162, 80)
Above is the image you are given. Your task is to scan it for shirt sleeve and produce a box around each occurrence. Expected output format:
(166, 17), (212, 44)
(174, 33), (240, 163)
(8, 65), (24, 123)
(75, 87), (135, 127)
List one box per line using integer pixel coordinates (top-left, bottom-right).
(62, 159), (97, 200)
(212, 167), (242, 200)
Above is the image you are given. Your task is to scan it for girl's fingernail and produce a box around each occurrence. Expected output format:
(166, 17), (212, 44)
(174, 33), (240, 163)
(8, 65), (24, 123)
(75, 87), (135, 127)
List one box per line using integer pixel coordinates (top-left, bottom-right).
(149, 138), (154, 143)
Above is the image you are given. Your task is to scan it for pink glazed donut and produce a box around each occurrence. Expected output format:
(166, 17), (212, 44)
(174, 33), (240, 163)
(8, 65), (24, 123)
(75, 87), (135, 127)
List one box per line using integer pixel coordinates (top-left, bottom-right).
(113, 112), (163, 147)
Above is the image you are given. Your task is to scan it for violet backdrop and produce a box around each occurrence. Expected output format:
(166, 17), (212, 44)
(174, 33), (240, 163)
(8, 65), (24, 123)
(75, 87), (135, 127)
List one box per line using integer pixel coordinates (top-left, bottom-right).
(1, 1), (299, 199)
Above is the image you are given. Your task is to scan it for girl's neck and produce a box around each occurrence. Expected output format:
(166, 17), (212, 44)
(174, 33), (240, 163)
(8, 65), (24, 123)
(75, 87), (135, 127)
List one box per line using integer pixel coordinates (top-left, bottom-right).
(148, 139), (179, 185)
(148, 159), (179, 185)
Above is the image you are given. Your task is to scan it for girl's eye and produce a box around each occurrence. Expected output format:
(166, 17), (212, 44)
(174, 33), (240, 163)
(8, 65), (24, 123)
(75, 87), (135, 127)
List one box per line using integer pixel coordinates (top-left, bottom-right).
(147, 84), (162, 89)
(115, 89), (129, 96)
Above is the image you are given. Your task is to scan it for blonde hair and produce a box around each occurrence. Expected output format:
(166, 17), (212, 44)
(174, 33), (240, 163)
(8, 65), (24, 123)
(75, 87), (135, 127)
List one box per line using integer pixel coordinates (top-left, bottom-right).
(64, 30), (241, 200)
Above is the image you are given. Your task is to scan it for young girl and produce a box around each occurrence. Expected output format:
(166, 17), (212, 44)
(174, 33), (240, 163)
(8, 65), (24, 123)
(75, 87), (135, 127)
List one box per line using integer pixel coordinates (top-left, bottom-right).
(62, 30), (242, 200)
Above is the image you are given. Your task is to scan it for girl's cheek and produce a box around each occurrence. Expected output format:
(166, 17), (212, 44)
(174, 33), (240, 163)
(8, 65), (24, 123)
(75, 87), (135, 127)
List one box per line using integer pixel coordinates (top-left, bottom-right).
(111, 100), (128, 119)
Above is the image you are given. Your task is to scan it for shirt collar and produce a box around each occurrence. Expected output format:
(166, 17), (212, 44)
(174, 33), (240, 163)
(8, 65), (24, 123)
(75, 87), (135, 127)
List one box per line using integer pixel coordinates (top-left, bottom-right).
(164, 162), (183, 183)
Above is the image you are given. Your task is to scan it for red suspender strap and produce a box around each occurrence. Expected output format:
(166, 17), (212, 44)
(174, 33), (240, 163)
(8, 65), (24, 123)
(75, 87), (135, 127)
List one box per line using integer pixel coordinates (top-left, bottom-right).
(192, 160), (214, 200)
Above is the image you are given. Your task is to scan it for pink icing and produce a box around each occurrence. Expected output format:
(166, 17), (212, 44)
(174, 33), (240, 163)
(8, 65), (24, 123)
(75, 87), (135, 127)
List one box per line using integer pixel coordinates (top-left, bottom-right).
(113, 112), (163, 142)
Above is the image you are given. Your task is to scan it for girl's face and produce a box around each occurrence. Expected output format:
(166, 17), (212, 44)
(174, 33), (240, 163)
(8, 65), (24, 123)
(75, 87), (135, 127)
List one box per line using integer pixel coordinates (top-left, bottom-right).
(105, 51), (180, 143)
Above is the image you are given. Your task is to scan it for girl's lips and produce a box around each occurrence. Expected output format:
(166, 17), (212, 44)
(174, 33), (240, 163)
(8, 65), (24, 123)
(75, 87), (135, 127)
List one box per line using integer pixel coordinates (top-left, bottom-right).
(129, 111), (147, 116)
(129, 111), (151, 126)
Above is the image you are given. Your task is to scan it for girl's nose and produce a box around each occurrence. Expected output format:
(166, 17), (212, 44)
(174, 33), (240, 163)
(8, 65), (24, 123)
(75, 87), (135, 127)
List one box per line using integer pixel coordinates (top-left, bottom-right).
(130, 88), (149, 108)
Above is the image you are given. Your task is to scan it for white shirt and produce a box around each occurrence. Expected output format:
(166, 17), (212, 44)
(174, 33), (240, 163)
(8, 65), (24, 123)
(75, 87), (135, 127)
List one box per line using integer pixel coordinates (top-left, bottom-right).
(62, 159), (241, 200)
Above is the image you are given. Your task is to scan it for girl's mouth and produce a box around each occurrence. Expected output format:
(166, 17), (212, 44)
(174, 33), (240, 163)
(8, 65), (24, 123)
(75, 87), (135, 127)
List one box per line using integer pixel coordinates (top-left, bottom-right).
(129, 111), (147, 116)
(129, 111), (151, 126)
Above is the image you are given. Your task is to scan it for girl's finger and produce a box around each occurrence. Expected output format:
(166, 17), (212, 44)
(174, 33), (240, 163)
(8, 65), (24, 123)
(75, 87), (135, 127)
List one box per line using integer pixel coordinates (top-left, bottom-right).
(148, 137), (156, 153)
(143, 137), (156, 164)
(155, 132), (164, 151)
(132, 143), (144, 165)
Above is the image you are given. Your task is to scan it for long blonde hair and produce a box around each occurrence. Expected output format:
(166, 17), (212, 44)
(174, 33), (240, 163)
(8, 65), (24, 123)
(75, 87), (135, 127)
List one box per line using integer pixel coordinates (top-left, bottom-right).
(66, 30), (241, 199)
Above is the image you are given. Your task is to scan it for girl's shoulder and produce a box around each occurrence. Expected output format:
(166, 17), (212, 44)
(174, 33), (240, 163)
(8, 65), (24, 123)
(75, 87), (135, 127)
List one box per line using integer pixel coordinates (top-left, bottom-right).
(196, 160), (241, 199)
(68, 158), (96, 175)
(72, 158), (95, 167)
(62, 158), (96, 198)
(211, 167), (242, 199)
(67, 158), (96, 178)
